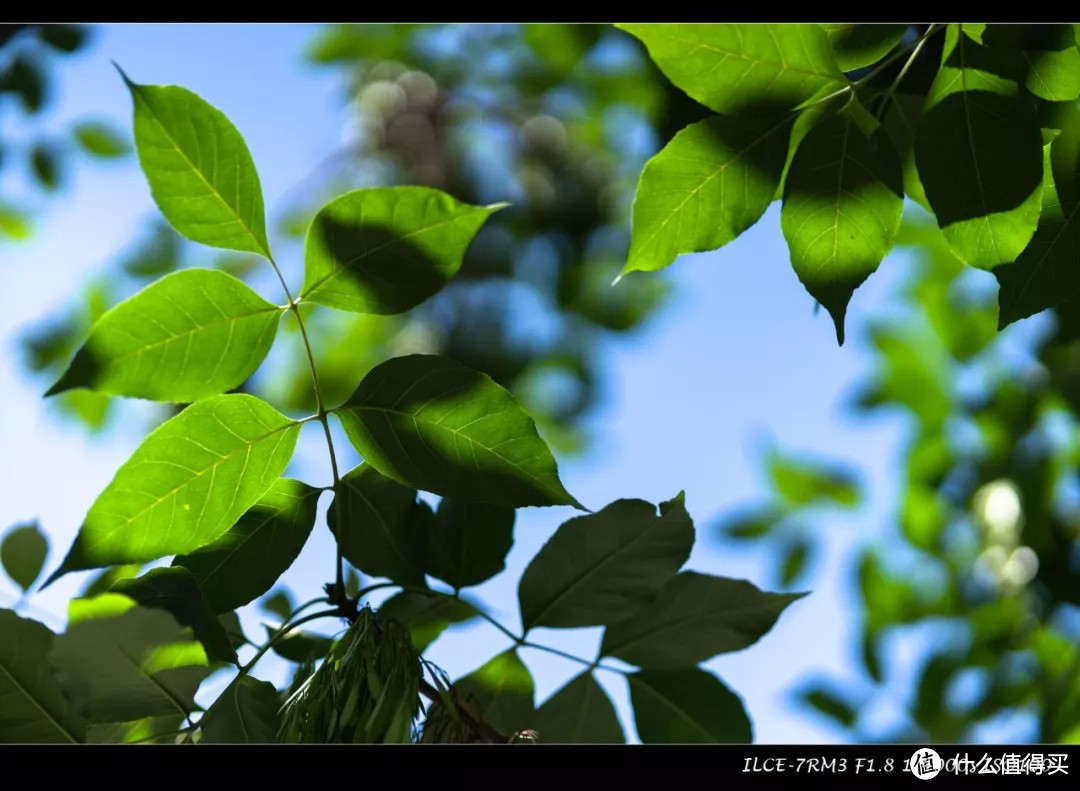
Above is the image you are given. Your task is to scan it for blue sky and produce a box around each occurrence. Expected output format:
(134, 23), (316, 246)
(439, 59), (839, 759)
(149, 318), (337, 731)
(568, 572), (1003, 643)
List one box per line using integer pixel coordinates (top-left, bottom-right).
(0, 24), (943, 743)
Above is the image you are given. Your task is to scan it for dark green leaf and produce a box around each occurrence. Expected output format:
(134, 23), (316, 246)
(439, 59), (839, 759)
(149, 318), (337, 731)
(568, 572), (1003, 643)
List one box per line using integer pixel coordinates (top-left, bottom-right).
(0, 56), (44, 113)
(995, 106), (1080, 326)
(455, 650), (535, 736)
(983, 24), (1080, 102)
(628, 668), (751, 743)
(110, 567), (237, 665)
(624, 110), (794, 275)
(915, 28), (1043, 268)
(300, 187), (502, 314)
(123, 73), (272, 258)
(72, 120), (131, 159)
(778, 538), (811, 587)
(600, 571), (804, 668)
(31, 144), (61, 191)
(38, 25), (87, 53)
(218, 611), (247, 650)
(334, 354), (580, 508)
(781, 101), (903, 344)
(714, 506), (782, 541)
(328, 464), (425, 585)
(0, 610), (86, 743)
(424, 498), (516, 589)
(260, 589), (293, 621)
(45, 269), (283, 402)
(518, 494), (692, 631)
(199, 677), (281, 743)
(51, 595), (210, 723)
(618, 24), (844, 114)
(174, 478), (320, 613)
(821, 24), (909, 71)
(535, 672), (623, 743)
(80, 564), (143, 598)
(265, 624), (333, 663)
(46, 394), (300, 583)
(1, 522), (48, 592)
(377, 589), (477, 652)
(797, 681), (860, 728)
(86, 714), (184, 744)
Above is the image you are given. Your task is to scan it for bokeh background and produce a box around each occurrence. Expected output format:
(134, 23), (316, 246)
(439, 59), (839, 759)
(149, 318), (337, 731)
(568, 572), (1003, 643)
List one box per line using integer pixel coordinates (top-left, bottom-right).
(2, 23), (1078, 744)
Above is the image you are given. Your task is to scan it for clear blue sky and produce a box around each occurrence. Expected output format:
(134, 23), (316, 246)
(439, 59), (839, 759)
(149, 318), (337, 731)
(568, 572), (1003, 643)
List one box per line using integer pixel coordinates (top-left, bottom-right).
(0, 23), (949, 743)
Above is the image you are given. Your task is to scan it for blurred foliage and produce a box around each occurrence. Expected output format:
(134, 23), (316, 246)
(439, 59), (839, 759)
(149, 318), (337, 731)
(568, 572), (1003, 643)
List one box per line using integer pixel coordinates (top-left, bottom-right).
(18, 24), (704, 450)
(723, 216), (1080, 743)
(0, 24), (130, 243)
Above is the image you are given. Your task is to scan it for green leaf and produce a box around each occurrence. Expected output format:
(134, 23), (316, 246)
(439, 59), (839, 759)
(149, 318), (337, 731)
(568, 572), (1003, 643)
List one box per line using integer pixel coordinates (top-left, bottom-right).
(628, 668), (751, 743)
(122, 72), (271, 258)
(797, 681), (859, 728)
(767, 450), (861, 507)
(86, 714), (183, 744)
(624, 110), (795, 276)
(259, 588), (293, 621)
(1, 522), (48, 592)
(45, 269), (283, 402)
(300, 186), (502, 314)
(199, 677), (281, 743)
(600, 571), (804, 668)
(995, 106), (1080, 326)
(72, 120), (131, 159)
(173, 478), (320, 613)
(778, 538), (811, 587)
(618, 24), (845, 115)
(46, 394), (300, 583)
(915, 28), (1044, 269)
(80, 564), (143, 598)
(334, 354), (580, 508)
(50, 596), (210, 723)
(39, 25), (87, 53)
(0, 610), (86, 743)
(781, 101), (903, 344)
(377, 589), (477, 652)
(714, 506), (782, 541)
(518, 494), (692, 631)
(328, 464), (425, 585)
(31, 144), (61, 191)
(821, 24), (909, 71)
(110, 567), (237, 665)
(424, 498), (516, 589)
(535, 672), (624, 743)
(265, 624), (333, 663)
(455, 650), (535, 736)
(983, 24), (1080, 102)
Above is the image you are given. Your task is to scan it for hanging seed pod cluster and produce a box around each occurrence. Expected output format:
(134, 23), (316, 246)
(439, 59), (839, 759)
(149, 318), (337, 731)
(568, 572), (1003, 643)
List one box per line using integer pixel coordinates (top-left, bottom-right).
(279, 608), (421, 743)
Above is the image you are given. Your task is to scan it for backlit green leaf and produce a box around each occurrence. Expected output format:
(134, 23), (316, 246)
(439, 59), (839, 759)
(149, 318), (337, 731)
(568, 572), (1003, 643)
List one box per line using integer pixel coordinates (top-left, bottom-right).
(624, 110), (794, 275)
(123, 73), (271, 258)
(767, 450), (861, 507)
(199, 677), (281, 743)
(328, 463), (425, 585)
(424, 498), (516, 589)
(45, 269), (283, 402)
(50, 596), (210, 723)
(0, 610), (86, 743)
(518, 494), (692, 631)
(915, 28), (1043, 268)
(455, 650), (535, 736)
(628, 668), (751, 743)
(781, 101), (903, 344)
(174, 478), (319, 612)
(46, 394), (300, 583)
(377, 589), (477, 652)
(618, 24), (844, 115)
(110, 567), (237, 664)
(334, 354), (580, 508)
(600, 571), (804, 668)
(822, 24), (909, 71)
(300, 186), (502, 314)
(535, 672), (623, 743)
(1, 522), (48, 592)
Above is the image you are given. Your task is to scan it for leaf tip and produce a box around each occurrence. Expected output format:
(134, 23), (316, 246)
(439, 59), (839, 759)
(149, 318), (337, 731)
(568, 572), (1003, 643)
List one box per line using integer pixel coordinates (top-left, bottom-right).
(111, 61), (135, 88)
(486, 201), (512, 214)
